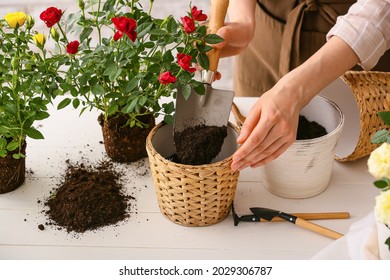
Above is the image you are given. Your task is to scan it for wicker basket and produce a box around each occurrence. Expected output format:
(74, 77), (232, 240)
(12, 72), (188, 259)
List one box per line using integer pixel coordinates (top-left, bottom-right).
(146, 122), (240, 227)
(336, 71), (390, 162)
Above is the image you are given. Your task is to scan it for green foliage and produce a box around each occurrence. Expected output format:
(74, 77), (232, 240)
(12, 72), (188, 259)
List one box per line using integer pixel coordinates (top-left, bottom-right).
(59, 0), (222, 128)
(371, 112), (390, 144)
(0, 16), (64, 158)
(373, 178), (390, 191)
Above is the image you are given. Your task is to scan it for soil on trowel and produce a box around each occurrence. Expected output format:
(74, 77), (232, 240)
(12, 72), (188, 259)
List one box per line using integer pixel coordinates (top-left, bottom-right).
(172, 124), (228, 165)
(297, 115), (327, 140)
(45, 160), (133, 233)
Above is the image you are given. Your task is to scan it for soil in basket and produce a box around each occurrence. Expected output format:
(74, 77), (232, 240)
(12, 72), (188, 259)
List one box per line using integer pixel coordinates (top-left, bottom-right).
(172, 124), (228, 165)
(44, 160), (134, 233)
(296, 115), (327, 140)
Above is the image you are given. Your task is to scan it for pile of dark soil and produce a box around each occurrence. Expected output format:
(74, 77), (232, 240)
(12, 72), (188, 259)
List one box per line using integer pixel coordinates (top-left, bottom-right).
(173, 124), (228, 165)
(45, 160), (133, 233)
(297, 115), (327, 140)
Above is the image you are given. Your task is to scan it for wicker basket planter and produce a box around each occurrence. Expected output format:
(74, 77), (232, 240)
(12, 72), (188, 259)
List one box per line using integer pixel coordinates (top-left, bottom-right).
(335, 71), (390, 162)
(146, 122), (240, 226)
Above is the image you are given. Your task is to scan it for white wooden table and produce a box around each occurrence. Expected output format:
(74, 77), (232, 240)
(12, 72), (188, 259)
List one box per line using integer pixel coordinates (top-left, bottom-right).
(0, 97), (378, 260)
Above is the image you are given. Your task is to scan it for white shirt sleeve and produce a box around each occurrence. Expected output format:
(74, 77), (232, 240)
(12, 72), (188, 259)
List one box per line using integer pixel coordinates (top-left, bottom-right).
(326, 0), (390, 70)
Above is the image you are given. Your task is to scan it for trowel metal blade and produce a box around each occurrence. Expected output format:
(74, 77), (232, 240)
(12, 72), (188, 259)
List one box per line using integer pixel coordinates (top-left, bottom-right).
(174, 84), (234, 133)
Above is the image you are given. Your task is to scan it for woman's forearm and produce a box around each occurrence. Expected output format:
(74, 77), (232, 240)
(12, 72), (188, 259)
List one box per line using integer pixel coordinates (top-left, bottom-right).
(277, 36), (360, 109)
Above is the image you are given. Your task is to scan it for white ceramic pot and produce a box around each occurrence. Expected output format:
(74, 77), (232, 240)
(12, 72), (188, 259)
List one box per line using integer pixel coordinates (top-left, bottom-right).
(376, 221), (390, 260)
(262, 95), (344, 198)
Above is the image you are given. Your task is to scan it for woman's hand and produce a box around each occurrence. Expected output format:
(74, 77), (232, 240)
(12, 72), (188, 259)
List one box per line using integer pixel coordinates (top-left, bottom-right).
(213, 0), (256, 58)
(230, 36), (360, 171)
(230, 80), (303, 171)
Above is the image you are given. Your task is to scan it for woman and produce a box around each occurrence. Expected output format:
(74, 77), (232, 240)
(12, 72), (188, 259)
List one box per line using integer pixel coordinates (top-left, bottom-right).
(214, 0), (390, 171)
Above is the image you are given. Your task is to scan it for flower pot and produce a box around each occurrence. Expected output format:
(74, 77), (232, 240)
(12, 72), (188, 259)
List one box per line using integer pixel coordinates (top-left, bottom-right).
(262, 95), (344, 198)
(146, 122), (240, 226)
(0, 142), (26, 194)
(320, 71), (390, 162)
(376, 221), (390, 260)
(99, 113), (155, 163)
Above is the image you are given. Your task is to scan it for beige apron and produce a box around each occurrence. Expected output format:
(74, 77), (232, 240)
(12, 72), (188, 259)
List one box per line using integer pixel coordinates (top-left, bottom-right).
(234, 0), (390, 97)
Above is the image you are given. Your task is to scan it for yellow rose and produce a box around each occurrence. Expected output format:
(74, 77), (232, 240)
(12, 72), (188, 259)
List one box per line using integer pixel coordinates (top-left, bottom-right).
(368, 142), (390, 179)
(32, 33), (46, 48)
(4, 12), (27, 29)
(375, 190), (390, 227)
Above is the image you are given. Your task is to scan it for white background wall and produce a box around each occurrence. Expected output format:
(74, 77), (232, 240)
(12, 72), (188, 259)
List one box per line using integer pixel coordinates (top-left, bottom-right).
(0, 0), (234, 90)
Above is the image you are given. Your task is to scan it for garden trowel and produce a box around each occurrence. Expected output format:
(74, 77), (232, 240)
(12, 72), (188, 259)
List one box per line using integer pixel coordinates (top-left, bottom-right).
(174, 0), (234, 139)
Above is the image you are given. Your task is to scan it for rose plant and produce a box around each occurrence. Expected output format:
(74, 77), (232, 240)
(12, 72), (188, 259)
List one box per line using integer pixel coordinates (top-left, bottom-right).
(57, 0), (223, 128)
(0, 10), (67, 159)
(368, 111), (390, 251)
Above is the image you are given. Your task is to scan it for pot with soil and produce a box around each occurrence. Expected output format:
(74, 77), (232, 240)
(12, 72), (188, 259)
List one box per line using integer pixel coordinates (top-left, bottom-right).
(262, 95), (344, 198)
(0, 142), (26, 194)
(146, 122), (240, 227)
(98, 112), (155, 162)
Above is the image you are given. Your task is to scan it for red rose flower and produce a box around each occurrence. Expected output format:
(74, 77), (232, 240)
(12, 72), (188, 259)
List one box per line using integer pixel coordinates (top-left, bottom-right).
(40, 7), (62, 28)
(191, 6), (207, 21)
(158, 71), (177, 84)
(177, 53), (196, 73)
(66, 40), (80, 54)
(181, 16), (196, 34)
(112, 16), (137, 42)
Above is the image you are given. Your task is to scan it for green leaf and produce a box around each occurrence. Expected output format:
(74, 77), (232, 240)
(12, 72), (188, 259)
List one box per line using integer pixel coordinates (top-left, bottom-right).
(163, 114), (174, 125)
(57, 98), (72, 110)
(378, 111), (390, 126)
(109, 68), (122, 82)
(204, 34), (224, 45)
(12, 153), (22, 159)
(137, 22), (153, 38)
(72, 98), (80, 109)
(149, 29), (166, 36)
(25, 128), (44, 140)
(385, 237), (390, 250)
(163, 101), (175, 114)
(166, 17), (177, 33)
(80, 27), (93, 43)
(107, 104), (118, 116)
(139, 96), (147, 106)
(125, 78), (139, 93)
(197, 52), (209, 70)
(0, 126), (9, 134)
(180, 84), (192, 100)
(6, 141), (19, 151)
(92, 84), (105, 95)
(0, 150), (6, 158)
(35, 111), (50, 121)
(193, 83), (206, 95)
(0, 138), (7, 149)
(371, 129), (390, 144)
(373, 179), (390, 189)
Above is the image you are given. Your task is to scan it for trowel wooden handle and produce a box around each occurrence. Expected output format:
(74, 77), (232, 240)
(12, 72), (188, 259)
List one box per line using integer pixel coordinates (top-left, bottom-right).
(207, 0), (229, 72)
(266, 212), (350, 222)
(295, 218), (344, 240)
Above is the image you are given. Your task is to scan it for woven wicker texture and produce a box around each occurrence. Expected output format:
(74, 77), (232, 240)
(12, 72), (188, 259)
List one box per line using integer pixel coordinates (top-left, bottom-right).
(146, 122), (240, 227)
(337, 71), (390, 162)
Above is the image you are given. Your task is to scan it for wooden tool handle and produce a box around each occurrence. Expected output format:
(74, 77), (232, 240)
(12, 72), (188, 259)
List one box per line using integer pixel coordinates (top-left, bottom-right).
(264, 212), (350, 222)
(295, 218), (344, 240)
(207, 0), (229, 72)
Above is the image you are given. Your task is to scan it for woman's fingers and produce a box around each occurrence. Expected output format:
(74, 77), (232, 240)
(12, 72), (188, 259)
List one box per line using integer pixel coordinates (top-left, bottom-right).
(231, 95), (299, 171)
